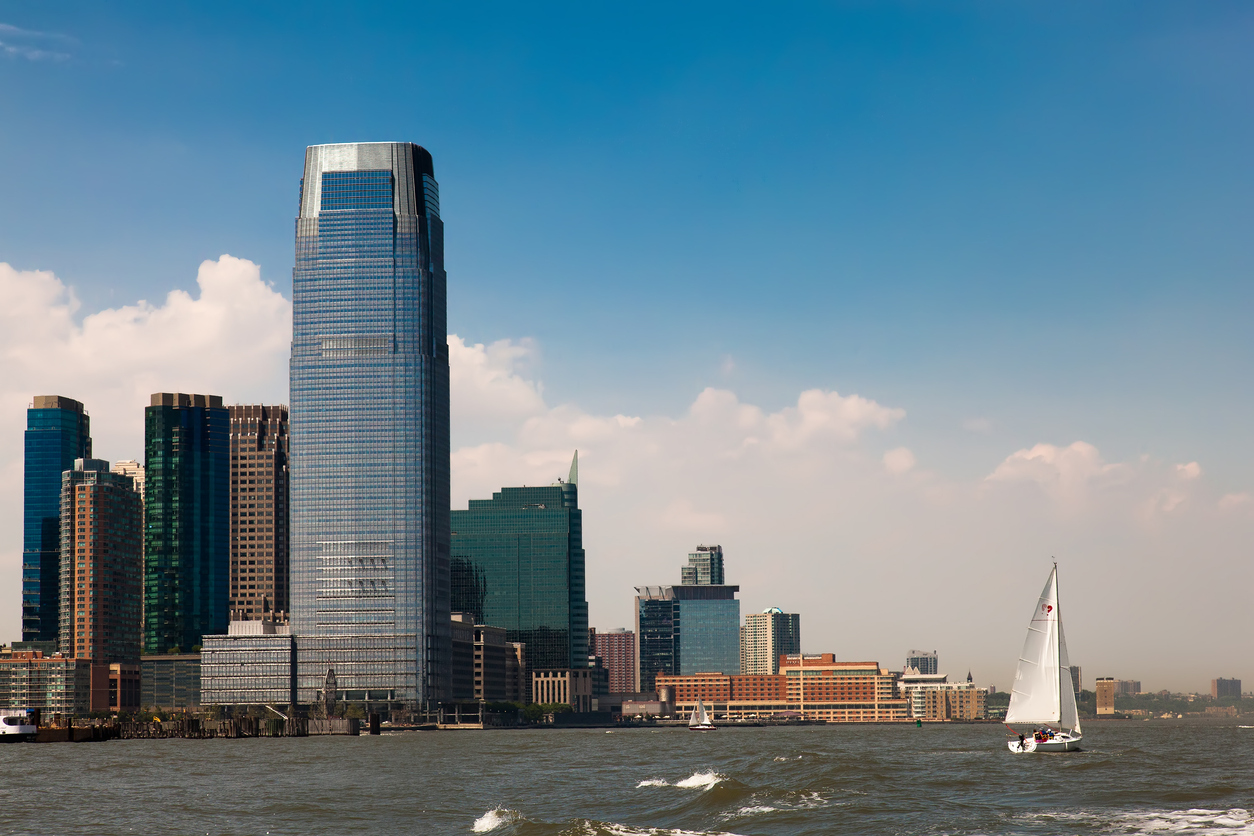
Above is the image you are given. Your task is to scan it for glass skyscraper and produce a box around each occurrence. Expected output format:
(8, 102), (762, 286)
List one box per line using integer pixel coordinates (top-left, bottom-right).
(23, 396), (92, 643)
(144, 392), (230, 654)
(290, 142), (450, 706)
(449, 457), (588, 674)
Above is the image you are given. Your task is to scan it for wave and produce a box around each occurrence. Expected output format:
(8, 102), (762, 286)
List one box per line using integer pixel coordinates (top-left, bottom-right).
(635, 772), (724, 791)
(473, 807), (525, 832)
(1021, 808), (1253, 835)
(570, 822), (748, 836)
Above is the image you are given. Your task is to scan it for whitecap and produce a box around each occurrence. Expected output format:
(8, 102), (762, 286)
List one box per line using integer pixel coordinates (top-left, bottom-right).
(635, 778), (670, 788)
(674, 771), (723, 790)
(472, 807), (522, 832)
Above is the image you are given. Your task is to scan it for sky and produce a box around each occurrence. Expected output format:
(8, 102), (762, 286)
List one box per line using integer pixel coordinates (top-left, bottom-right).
(1, 1), (1251, 693)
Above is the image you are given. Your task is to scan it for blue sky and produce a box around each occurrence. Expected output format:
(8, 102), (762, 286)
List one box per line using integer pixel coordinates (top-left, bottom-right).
(2, 2), (1252, 685)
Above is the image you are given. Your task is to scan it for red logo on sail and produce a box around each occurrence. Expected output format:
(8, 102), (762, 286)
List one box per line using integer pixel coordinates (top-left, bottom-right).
(1041, 604), (1053, 615)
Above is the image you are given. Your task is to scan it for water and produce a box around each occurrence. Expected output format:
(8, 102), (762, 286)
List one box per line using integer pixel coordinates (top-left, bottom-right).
(2, 720), (1252, 835)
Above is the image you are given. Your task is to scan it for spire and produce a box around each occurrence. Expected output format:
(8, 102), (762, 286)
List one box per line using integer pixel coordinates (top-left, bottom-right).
(568, 450), (578, 486)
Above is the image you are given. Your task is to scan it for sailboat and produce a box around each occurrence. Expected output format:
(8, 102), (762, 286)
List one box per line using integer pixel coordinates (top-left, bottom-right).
(1005, 565), (1083, 753)
(688, 699), (716, 731)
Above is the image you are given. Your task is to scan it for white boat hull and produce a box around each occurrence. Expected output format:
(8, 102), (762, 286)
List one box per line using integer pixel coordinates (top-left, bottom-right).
(1009, 732), (1082, 753)
(688, 724), (716, 731)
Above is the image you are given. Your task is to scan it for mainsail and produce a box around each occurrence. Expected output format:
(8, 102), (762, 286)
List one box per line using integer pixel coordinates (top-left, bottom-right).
(1005, 566), (1079, 731)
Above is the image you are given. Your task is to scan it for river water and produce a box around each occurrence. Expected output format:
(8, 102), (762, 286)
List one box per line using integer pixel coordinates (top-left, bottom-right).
(2, 720), (1251, 835)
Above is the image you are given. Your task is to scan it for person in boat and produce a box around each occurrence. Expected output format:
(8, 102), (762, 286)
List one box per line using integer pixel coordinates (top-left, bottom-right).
(1018, 733), (1027, 750)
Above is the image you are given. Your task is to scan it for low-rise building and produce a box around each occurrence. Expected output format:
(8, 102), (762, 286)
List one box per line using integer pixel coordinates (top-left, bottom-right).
(1095, 677), (1116, 715)
(532, 669), (593, 712)
(200, 620), (295, 706)
(475, 624), (510, 703)
(141, 653), (201, 709)
(922, 687), (986, 720)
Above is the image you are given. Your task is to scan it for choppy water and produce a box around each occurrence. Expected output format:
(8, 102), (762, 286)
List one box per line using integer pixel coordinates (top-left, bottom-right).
(2, 720), (1252, 835)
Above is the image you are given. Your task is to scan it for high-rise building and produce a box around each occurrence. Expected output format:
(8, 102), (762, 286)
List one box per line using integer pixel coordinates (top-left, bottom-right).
(593, 628), (637, 693)
(1095, 677), (1116, 715)
(111, 460), (145, 499)
(144, 393), (230, 654)
(291, 142), (451, 706)
(1069, 664), (1082, 697)
(228, 404), (290, 619)
(681, 545), (724, 585)
(1213, 678), (1241, 698)
(741, 608), (801, 675)
(449, 454), (588, 674)
(58, 459), (143, 664)
(906, 649), (938, 675)
(635, 553), (741, 692)
(23, 395), (92, 642)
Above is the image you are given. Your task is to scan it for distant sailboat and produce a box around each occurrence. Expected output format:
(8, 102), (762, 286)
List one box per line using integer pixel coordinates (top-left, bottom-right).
(689, 699), (716, 731)
(1005, 565), (1083, 753)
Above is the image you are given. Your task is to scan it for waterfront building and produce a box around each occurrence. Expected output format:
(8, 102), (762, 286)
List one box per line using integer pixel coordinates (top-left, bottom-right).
(897, 668), (986, 720)
(1213, 678), (1241, 698)
(474, 624), (512, 703)
(1069, 664), (1082, 697)
(450, 612), (475, 701)
(1095, 676), (1115, 714)
(592, 628), (636, 693)
(229, 404), (290, 619)
(144, 393), (230, 654)
(740, 608), (801, 676)
(450, 455), (588, 674)
(141, 654), (202, 709)
(505, 642), (527, 703)
(656, 657), (909, 722)
(0, 650), (93, 713)
(905, 649), (938, 676)
(291, 142), (451, 707)
(23, 395), (92, 643)
(532, 669), (593, 712)
(681, 545), (724, 585)
(58, 458), (143, 665)
(200, 620), (296, 706)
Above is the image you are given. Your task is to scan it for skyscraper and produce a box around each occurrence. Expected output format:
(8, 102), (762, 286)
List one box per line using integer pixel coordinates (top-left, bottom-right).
(449, 454), (588, 673)
(906, 649), (938, 675)
(59, 458), (143, 663)
(23, 396), (92, 642)
(228, 404), (290, 619)
(290, 142), (451, 706)
(740, 608), (801, 675)
(681, 545), (724, 585)
(144, 392), (230, 654)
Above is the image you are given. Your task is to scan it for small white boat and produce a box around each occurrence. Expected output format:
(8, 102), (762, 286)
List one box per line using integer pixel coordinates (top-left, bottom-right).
(688, 699), (716, 731)
(0, 711), (36, 742)
(1005, 565), (1083, 753)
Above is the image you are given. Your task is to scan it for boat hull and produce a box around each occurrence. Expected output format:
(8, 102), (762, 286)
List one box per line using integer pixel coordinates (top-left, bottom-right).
(688, 725), (716, 731)
(1008, 733), (1081, 753)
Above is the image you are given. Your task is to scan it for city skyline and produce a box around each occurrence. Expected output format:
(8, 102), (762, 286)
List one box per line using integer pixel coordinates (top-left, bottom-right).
(1, 4), (1252, 692)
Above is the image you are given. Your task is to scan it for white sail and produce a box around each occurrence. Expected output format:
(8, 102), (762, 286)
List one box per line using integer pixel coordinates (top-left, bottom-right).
(1005, 567), (1062, 726)
(689, 700), (711, 728)
(1057, 592), (1081, 734)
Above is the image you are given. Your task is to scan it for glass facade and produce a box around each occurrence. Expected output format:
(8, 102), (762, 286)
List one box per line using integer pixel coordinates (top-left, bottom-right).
(22, 396), (92, 642)
(677, 598), (741, 675)
(290, 142), (450, 705)
(144, 393), (230, 654)
(450, 483), (588, 673)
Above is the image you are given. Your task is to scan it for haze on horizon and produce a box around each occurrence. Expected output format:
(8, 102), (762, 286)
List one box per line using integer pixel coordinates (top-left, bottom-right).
(0, 2), (1250, 693)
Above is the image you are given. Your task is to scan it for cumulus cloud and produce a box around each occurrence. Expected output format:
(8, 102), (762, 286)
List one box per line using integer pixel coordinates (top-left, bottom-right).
(882, 447), (916, 475)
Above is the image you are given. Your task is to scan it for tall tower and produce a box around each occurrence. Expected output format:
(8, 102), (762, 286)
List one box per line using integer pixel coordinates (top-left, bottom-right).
(291, 142), (451, 706)
(740, 608), (801, 675)
(144, 392), (230, 653)
(228, 404), (290, 620)
(23, 395), (92, 643)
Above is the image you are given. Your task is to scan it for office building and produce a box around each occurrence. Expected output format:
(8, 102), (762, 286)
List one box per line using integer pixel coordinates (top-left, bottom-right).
(532, 669), (593, 712)
(0, 650), (93, 713)
(111, 460), (145, 499)
(1213, 678), (1242, 699)
(200, 620), (297, 706)
(741, 608), (801, 675)
(450, 455), (588, 673)
(635, 546), (741, 690)
(681, 545), (724, 585)
(592, 628), (636, 693)
(450, 612), (475, 701)
(58, 458), (143, 664)
(1069, 664), (1082, 697)
(229, 404), (290, 619)
(505, 643), (527, 703)
(474, 624), (511, 703)
(291, 142), (451, 707)
(144, 393), (230, 654)
(1095, 677), (1115, 714)
(906, 650), (938, 676)
(141, 654), (202, 709)
(23, 395), (92, 643)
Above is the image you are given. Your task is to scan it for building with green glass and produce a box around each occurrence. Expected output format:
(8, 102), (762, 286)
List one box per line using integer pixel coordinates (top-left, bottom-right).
(144, 393), (230, 654)
(450, 454), (588, 674)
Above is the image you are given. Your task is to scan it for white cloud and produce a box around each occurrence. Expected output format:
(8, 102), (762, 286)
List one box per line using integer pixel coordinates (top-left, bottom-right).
(1176, 461), (1202, 480)
(882, 447), (916, 475)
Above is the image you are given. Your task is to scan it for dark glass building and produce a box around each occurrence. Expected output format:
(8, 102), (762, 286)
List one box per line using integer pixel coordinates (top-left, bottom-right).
(450, 456), (588, 674)
(290, 142), (451, 706)
(144, 393), (230, 654)
(22, 395), (92, 642)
